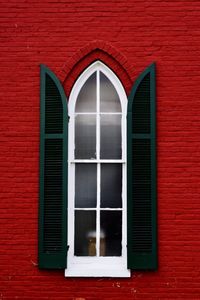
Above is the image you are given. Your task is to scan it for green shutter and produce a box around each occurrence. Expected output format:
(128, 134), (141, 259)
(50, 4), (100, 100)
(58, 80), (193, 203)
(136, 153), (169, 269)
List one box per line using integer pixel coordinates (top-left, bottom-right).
(127, 63), (157, 270)
(39, 65), (68, 269)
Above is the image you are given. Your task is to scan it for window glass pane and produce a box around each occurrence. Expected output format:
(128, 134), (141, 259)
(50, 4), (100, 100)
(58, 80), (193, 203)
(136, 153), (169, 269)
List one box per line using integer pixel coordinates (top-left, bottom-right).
(100, 211), (122, 256)
(75, 210), (96, 256)
(75, 114), (96, 159)
(75, 164), (97, 208)
(100, 115), (121, 159)
(101, 164), (122, 208)
(75, 72), (96, 112)
(100, 72), (121, 112)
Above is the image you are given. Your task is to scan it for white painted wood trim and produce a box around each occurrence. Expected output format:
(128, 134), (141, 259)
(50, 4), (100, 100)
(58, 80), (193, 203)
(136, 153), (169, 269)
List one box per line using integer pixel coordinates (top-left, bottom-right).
(65, 265), (130, 278)
(67, 61), (128, 277)
(70, 159), (125, 163)
(65, 258), (130, 278)
(68, 61), (127, 116)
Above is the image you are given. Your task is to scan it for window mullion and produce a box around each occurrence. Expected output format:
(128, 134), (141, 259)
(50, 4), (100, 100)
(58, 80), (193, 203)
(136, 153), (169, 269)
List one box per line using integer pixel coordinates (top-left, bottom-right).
(97, 69), (100, 161)
(96, 163), (100, 257)
(96, 70), (100, 257)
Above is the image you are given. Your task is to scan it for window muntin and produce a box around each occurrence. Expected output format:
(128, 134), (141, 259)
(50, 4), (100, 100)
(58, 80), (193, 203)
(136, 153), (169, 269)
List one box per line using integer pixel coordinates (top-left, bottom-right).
(67, 61), (129, 277)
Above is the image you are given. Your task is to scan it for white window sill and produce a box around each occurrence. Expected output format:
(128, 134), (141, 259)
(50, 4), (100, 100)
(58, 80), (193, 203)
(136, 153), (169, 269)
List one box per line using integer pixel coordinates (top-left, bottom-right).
(65, 266), (131, 278)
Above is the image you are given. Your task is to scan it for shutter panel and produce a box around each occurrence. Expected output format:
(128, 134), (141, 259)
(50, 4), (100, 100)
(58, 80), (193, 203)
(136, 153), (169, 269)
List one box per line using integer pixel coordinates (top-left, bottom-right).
(127, 63), (157, 270)
(39, 65), (68, 269)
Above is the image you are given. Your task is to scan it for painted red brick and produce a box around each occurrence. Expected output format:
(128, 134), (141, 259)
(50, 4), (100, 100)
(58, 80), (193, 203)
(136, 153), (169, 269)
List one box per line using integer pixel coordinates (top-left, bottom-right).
(1, 0), (200, 299)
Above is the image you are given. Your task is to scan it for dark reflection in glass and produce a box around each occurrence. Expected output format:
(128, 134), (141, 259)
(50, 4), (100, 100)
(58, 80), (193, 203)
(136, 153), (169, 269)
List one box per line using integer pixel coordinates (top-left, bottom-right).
(75, 210), (96, 256)
(75, 72), (96, 112)
(100, 211), (122, 256)
(101, 164), (122, 208)
(75, 114), (96, 159)
(75, 164), (97, 208)
(100, 72), (121, 112)
(100, 115), (121, 159)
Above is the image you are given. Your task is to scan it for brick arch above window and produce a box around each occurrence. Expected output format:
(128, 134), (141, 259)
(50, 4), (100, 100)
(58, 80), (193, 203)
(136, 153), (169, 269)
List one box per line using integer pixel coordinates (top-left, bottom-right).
(59, 40), (133, 96)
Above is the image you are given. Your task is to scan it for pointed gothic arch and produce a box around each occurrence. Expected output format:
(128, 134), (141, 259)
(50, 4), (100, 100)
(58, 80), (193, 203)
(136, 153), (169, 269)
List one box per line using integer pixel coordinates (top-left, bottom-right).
(60, 42), (133, 96)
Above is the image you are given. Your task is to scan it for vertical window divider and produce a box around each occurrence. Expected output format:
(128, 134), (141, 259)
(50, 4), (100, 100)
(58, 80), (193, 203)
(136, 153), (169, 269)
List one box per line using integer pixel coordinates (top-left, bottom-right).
(96, 70), (100, 161)
(96, 69), (100, 257)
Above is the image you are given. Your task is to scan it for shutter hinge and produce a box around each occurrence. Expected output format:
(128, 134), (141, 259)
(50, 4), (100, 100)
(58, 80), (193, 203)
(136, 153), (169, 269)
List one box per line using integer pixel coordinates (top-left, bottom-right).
(67, 245), (70, 251)
(68, 116), (70, 122)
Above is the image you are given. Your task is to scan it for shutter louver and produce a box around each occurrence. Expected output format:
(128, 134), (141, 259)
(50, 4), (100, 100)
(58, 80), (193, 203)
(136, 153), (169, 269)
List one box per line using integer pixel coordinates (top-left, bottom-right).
(132, 74), (150, 134)
(44, 139), (63, 253)
(127, 63), (157, 270)
(45, 75), (63, 134)
(39, 65), (68, 269)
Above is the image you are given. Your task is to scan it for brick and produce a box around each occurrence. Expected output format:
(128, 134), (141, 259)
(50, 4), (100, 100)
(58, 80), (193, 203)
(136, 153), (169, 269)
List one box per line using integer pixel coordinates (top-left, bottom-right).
(1, 0), (200, 299)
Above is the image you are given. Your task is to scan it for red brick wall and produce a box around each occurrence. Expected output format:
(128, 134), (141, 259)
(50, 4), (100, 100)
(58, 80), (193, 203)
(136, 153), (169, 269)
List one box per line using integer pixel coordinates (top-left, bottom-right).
(1, 0), (200, 299)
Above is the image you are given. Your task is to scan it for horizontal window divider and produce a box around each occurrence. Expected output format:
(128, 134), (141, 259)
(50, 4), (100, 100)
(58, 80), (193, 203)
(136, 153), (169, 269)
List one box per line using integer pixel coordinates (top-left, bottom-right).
(70, 160), (125, 163)
(132, 133), (151, 139)
(74, 208), (96, 211)
(74, 112), (122, 115)
(74, 208), (123, 211)
(45, 133), (63, 139)
(100, 208), (123, 211)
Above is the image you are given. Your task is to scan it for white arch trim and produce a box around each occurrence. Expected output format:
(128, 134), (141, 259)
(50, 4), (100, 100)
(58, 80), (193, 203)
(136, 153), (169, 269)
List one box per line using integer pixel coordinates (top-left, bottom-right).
(68, 60), (127, 115)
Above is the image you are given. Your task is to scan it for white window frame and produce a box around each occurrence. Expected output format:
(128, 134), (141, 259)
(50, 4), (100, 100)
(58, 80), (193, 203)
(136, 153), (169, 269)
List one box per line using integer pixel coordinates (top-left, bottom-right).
(65, 61), (130, 277)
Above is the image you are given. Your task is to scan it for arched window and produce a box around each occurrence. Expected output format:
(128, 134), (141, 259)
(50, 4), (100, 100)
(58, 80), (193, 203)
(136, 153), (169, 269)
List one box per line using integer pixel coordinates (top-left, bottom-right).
(39, 61), (157, 277)
(67, 61), (129, 277)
